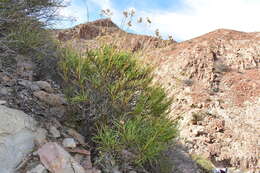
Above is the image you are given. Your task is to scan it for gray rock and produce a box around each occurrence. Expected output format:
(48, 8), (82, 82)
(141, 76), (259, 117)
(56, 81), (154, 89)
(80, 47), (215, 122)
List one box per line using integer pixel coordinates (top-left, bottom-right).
(66, 128), (85, 146)
(167, 144), (203, 173)
(26, 164), (47, 173)
(49, 106), (66, 118)
(0, 105), (36, 173)
(0, 105), (35, 135)
(18, 80), (41, 91)
(33, 91), (66, 106)
(49, 126), (61, 138)
(0, 100), (7, 105)
(112, 167), (121, 173)
(34, 128), (48, 145)
(74, 154), (84, 163)
(35, 81), (53, 93)
(18, 79), (33, 88)
(0, 129), (35, 173)
(0, 87), (12, 96)
(85, 168), (102, 173)
(129, 171), (137, 173)
(62, 138), (77, 148)
(30, 84), (41, 91)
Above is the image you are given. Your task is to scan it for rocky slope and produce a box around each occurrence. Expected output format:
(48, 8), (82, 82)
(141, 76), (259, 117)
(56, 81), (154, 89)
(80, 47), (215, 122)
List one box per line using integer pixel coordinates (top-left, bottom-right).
(55, 20), (260, 172)
(0, 55), (100, 173)
(1, 18), (259, 173)
(145, 29), (260, 171)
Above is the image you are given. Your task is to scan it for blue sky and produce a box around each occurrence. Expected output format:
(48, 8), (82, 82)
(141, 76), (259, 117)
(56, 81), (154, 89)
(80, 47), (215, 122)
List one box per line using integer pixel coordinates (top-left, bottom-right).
(58, 0), (260, 41)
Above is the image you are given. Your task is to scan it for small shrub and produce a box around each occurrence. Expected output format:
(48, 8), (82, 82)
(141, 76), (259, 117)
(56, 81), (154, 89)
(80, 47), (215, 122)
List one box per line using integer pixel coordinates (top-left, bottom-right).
(60, 46), (177, 171)
(4, 20), (53, 55)
(60, 46), (153, 123)
(191, 111), (207, 125)
(192, 155), (214, 172)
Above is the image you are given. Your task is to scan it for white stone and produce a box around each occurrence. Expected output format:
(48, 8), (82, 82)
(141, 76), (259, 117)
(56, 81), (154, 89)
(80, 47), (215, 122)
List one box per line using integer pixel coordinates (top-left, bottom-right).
(27, 164), (47, 173)
(62, 138), (77, 148)
(34, 128), (48, 145)
(0, 100), (6, 105)
(0, 87), (11, 96)
(49, 126), (60, 138)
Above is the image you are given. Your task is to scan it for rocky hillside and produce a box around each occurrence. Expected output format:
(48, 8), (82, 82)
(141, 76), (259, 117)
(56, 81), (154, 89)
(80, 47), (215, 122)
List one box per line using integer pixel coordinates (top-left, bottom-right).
(55, 19), (260, 172)
(145, 29), (260, 170)
(1, 16), (259, 173)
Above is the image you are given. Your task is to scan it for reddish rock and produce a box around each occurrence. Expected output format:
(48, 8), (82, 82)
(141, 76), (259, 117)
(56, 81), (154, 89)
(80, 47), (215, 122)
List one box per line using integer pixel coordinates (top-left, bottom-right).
(38, 142), (86, 173)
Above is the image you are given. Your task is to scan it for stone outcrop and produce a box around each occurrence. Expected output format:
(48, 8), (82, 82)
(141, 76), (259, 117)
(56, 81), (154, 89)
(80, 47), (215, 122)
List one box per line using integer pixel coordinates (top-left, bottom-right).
(56, 18), (120, 41)
(55, 18), (174, 52)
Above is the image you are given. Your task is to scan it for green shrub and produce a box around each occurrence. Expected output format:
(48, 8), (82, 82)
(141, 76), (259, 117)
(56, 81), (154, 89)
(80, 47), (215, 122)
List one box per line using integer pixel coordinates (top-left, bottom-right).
(0, 0), (63, 56)
(5, 20), (48, 53)
(60, 46), (153, 122)
(191, 155), (214, 172)
(94, 116), (176, 165)
(60, 46), (177, 171)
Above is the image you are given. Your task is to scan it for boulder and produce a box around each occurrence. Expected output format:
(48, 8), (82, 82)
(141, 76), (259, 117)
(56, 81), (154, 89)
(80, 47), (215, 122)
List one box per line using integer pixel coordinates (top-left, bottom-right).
(0, 105), (36, 173)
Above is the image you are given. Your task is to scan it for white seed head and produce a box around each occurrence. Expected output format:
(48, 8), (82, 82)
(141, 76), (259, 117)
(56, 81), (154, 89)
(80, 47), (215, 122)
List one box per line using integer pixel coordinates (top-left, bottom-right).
(129, 8), (136, 17)
(127, 21), (132, 27)
(137, 17), (142, 23)
(155, 29), (160, 37)
(123, 11), (128, 18)
(146, 17), (152, 24)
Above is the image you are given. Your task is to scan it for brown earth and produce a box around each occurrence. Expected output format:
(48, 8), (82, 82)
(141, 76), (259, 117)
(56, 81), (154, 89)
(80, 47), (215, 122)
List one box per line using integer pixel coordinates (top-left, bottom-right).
(55, 19), (260, 172)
